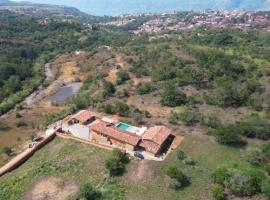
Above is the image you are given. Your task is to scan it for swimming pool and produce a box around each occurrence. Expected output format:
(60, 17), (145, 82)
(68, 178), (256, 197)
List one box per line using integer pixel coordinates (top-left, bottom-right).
(116, 122), (147, 136)
(116, 123), (130, 131)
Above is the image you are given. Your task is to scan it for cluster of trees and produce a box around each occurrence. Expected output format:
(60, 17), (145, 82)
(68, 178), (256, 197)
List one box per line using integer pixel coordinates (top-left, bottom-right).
(214, 114), (270, 146)
(0, 11), (85, 115)
(211, 161), (270, 199)
(105, 149), (130, 176)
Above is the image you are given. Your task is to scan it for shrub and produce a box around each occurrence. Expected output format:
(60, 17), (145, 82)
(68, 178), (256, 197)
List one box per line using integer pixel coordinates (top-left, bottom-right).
(239, 114), (270, 140)
(2, 147), (12, 156)
(136, 83), (155, 95)
(212, 166), (231, 186)
(103, 81), (115, 96)
(115, 89), (129, 98)
(211, 185), (227, 200)
(261, 179), (270, 198)
(246, 148), (265, 166)
(265, 164), (270, 176)
(179, 109), (202, 126)
(202, 114), (221, 129)
(116, 69), (130, 85)
(176, 150), (186, 160)
(227, 169), (263, 197)
(77, 183), (101, 200)
(166, 166), (190, 189)
(183, 157), (196, 166)
(15, 119), (27, 127)
(0, 121), (9, 131)
(212, 166), (264, 197)
(114, 101), (130, 117)
(168, 111), (179, 124)
(214, 125), (246, 147)
(261, 141), (270, 158)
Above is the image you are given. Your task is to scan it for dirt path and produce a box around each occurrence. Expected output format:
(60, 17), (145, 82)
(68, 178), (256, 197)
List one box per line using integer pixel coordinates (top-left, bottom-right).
(127, 160), (152, 184)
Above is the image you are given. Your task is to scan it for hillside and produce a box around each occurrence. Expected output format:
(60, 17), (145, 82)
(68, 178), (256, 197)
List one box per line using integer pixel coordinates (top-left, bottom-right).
(1, 10), (270, 200)
(0, 1), (104, 22)
(13, 0), (270, 15)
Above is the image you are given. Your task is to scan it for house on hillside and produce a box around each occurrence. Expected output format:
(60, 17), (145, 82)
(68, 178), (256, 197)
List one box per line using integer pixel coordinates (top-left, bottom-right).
(138, 126), (175, 157)
(60, 109), (175, 158)
(62, 110), (96, 140)
(90, 120), (141, 151)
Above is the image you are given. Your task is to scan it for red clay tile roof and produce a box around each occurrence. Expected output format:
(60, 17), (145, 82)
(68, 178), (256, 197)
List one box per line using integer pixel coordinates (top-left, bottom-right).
(139, 140), (160, 155)
(139, 126), (171, 155)
(90, 121), (141, 146)
(142, 126), (171, 146)
(72, 110), (96, 124)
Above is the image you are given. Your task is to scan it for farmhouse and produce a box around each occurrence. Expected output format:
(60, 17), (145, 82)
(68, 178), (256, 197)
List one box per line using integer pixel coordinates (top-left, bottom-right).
(139, 126), (174, 157)
(90, 120), (141, 151)
(62, 110), (96, 140)
(60, 110), (174, 157)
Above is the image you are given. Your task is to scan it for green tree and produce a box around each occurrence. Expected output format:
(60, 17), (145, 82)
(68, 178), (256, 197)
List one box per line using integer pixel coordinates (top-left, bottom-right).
(214, 125), (246, 147)
(105, 149), (130, 176)
(161, 83), (187, 107)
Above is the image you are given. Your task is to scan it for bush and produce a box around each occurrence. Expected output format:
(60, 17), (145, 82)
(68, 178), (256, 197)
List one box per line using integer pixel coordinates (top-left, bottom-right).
(246, 148), (266, 166)
(183, 157), (196, 166)
(212, 166), (231, 186)
(115, 89), (129, 98)
(261, 179), (270, 198)
(202, 114), (221, 129)
(2, 147), (12, 156)
(261, 141), (270, 158)
(211, 185), (227, 200)
(179, 109), (202, 126)
(77, 183), (101, 200)
(212, 166), (264, 197)
(116, 69), (130, 85)
(214, 125), (246, 147)
(114, 101), (130, 117)
(0, 121), (9, 131)
(102, 81), (115, 96)
(265, 163), (270, 176)
(166, 166), (190, 189)
(176, 150), (186, 160)
(136, 83), (155, 95)
(15, 119), (27, 127)
(227, 171), (260, 196)
(238, 114), (270, 140)
(168, 111), (179, 124)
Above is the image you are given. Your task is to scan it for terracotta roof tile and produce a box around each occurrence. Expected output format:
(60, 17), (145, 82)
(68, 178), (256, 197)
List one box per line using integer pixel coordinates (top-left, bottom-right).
(72, 110), (96, 124)
(90, 121), (141, 146)
(142, 126), (171, 146)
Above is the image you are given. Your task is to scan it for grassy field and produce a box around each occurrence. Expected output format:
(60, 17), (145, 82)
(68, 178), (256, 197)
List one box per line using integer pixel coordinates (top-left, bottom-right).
(0, 134), (253, 200)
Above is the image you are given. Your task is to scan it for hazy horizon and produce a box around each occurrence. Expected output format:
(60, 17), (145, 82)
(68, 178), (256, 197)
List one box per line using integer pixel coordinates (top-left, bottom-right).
(11, 0), (270, 16)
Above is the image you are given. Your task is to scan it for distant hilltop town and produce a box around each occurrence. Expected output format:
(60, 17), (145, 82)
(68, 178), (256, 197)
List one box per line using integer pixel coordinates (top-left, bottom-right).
(100, 10), (270, 34)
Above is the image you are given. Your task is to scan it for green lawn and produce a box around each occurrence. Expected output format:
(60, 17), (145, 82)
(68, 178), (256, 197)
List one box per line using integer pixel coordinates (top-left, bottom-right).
(0, 135), (252, 200)
(120, 136), (249, 200)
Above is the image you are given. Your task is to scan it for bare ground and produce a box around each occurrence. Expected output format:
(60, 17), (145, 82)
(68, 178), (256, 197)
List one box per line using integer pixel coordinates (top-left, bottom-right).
(22, 176), (78, 200)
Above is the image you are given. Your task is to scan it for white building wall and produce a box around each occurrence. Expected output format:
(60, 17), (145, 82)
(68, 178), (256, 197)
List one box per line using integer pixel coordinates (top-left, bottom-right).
(62, 123), (90, 140)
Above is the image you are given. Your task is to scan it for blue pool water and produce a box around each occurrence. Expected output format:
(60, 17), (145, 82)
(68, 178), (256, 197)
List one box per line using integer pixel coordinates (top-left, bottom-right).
(117, 123), (130, 131)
